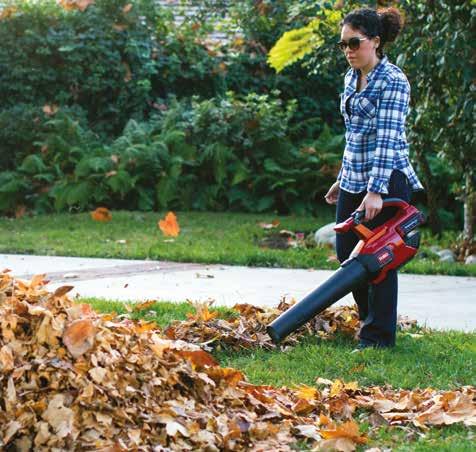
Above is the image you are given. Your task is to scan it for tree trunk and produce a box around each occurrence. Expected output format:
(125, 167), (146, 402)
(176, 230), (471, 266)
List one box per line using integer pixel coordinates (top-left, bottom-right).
(414, 147), (442, 236)
(463, 171), (475, 242)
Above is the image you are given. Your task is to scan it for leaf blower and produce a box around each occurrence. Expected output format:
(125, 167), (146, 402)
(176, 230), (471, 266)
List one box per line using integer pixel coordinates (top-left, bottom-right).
(266, 198), (425, 344)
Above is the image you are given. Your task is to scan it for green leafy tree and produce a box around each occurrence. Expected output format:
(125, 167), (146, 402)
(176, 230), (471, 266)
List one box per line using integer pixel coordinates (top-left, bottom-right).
(267, 0), (475, 240)
(397, 0), (475, 241)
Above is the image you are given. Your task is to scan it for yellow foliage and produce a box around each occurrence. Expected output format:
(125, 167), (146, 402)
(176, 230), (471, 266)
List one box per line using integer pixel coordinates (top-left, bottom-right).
(268, 9), (343, 73)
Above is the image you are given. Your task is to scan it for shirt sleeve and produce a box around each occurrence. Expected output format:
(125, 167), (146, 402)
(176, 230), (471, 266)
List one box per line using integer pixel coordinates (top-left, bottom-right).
(367, 76), (410, 194)
(336, 164), (343, 182)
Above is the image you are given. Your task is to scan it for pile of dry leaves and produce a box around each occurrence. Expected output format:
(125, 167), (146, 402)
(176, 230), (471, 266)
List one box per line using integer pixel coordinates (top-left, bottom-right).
(164, 298), (417, 351)
(1, 271), (474, 451)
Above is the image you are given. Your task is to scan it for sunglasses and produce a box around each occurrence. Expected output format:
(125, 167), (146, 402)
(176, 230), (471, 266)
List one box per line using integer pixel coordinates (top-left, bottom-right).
(337, 37), (368, 51)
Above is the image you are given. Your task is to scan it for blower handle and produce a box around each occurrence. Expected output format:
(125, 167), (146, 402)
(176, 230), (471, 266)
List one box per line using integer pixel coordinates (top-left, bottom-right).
(335, 198), (410, 237)
(351, 198), (409, 224)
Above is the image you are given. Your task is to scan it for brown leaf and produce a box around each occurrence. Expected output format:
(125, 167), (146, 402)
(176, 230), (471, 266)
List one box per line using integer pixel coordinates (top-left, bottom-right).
(132, 300), (156, 312)
(42, 394), (74, 438)
(89, 366), (107, 384)
(177, 350), (218, 368)
(292, 398), (315, 415)
(149, 337), (172, 358)
(0, 345), (14, 372)
(3, 421), (21, 445)
(133, 320), (157, 334)
(63, 319), (96, 358)
(205, 367), (244, 386)
(29, 273), (47, 288)
(53, 285), (74, 298)
(320, 419), (367, 445)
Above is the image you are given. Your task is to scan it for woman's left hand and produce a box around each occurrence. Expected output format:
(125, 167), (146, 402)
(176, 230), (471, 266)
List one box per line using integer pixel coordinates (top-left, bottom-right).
(356, 192), (383, 222)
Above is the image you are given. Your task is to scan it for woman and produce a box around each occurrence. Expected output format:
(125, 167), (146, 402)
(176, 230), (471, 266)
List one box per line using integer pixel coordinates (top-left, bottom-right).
(324, 7), (424, 349)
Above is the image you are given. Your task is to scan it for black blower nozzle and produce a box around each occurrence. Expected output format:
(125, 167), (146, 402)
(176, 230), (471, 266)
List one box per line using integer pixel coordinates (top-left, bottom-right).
(266, 258), (368, 344)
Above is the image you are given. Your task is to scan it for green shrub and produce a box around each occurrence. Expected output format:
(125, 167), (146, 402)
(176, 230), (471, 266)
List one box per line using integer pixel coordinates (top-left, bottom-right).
(0, 103), (89, 172)
(153, 91), (344, 214)
(0, 92), (344, 216)
(0, 0), (346, 172)
(0, 0), (160, 138)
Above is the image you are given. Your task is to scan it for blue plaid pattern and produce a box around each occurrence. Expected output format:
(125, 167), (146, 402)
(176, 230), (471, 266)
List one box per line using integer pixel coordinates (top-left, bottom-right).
(337, 56), (424, 194)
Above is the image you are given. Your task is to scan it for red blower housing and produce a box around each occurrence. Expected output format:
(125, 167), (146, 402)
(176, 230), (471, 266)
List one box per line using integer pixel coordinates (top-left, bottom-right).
(335, 198), (425, 284)
(266, 198), (425, 344)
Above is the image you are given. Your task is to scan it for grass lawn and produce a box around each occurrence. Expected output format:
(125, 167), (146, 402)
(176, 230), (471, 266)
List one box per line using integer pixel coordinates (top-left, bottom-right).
(84, 297), (476, 451)
(2, 210), (475, 276)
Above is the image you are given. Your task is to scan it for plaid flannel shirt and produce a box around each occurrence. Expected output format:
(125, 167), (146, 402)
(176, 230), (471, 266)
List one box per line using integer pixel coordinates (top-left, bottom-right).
(337, 56), (424, 195)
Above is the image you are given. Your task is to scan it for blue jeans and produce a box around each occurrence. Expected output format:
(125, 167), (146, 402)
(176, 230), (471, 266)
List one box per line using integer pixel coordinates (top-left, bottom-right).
(335, 170), (412, 347)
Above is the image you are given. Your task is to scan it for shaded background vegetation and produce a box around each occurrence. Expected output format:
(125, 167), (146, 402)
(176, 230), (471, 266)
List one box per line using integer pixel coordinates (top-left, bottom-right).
(0, 0), (473, 238)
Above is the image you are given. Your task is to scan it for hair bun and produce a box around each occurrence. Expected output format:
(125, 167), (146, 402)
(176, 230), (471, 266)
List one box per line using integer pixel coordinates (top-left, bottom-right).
(378, 7), (404, 44)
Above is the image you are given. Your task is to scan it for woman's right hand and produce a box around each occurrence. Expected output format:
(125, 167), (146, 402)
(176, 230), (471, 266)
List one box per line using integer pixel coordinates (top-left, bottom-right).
(324, 181), (340, 205)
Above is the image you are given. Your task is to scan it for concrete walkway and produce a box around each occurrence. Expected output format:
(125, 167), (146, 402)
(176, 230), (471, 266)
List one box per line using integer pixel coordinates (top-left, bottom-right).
(1, 254), (475, 332)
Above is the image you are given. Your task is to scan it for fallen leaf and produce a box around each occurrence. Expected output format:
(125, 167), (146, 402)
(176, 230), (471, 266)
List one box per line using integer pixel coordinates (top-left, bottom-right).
(42, 394), (74, 438)
(133, 300), (156, 312)
(178, 350), (218, 368)
(320, 419), (367, 445)
(3, 421), (21, 444)
(89, 366), (107, 384)
(258, 219), (280, 229)
(158, 211), (180, 237)
(91, 207), (112, 222)
(295, 384), (319, 401)
(30, 274), (47, 288)
(294, 424), (321, 440)
(63, 319), (96, 358)
(0, 345), (14, 372)
(53, 285), (74, 297)
(166, 421), (189, 437)
(205, 367), (244, 386)
(330, 380), (359, 397)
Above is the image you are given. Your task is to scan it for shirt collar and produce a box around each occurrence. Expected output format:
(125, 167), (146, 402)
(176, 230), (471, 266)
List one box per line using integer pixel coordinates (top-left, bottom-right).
(351, 55), (388, 85)
(366, 55), (388, 82)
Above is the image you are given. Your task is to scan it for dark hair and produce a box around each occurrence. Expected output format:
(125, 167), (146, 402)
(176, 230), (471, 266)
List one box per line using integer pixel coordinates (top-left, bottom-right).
(341, 7), (404, 58)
